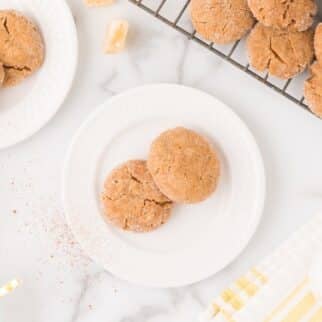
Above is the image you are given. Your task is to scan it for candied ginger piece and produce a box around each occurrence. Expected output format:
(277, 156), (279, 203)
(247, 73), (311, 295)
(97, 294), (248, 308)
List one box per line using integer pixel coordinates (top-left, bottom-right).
(104, 20), (129, 54)
(85, 0), (115, 7)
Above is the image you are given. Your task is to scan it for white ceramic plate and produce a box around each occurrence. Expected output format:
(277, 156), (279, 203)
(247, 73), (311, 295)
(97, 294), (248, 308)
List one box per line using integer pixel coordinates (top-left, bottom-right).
(63, 84), (266, 288)
(0, 0), (77, 149)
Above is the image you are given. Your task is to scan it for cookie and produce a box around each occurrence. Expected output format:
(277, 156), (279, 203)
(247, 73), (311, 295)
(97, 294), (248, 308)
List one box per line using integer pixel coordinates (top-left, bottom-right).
(314, 23), (322, 62)
(0, 10), (45, 87)
(248, 0), (317, 32)
(247, 23), (314, 79)
(102, 160), (173, 232)
(304, 61), (322, 118)
(147, 127), (220, 204)
(0, 62), (4, 86)
(190, 0), (255, 44)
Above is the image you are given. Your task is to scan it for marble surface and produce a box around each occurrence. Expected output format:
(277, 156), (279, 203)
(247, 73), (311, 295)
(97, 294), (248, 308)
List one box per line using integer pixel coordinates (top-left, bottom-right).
(1, 1), (322, 321)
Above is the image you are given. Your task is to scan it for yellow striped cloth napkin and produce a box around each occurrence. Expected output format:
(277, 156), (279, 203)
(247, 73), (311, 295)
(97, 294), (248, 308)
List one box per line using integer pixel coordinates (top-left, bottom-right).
(199, 214), (322, 322)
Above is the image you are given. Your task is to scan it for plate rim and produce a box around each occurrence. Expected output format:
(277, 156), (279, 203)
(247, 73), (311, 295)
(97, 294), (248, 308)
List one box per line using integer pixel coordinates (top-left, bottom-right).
(62, 83), (266, 288)
(0, 0), (78, 149)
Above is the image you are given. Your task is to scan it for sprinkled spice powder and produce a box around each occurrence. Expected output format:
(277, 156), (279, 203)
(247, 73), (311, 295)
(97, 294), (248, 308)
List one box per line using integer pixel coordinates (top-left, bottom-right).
(40, 211), (91, 270)
(17, 196), (92, 271)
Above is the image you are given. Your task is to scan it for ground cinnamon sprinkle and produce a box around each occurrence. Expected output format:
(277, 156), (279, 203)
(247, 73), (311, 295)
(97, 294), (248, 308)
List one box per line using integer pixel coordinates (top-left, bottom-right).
(18, 196), (91, 271)
(41, 211), (91, 269)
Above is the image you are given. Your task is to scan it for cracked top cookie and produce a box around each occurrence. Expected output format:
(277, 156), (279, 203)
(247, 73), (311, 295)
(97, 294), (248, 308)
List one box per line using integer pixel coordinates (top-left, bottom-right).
(314, 23), (322, 62)
(102, 160), (173, 232)
(190, 0), (255, 44)
(247, 23), (314, 79)
(0, 10), (45, 87)
(304, 61), (322, 118)
(147, 127), (220, 204)
(248, 0), (317, 32)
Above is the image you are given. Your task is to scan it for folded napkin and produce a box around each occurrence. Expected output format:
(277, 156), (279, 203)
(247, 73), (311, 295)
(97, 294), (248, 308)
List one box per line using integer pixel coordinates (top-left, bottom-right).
(200, 214), (322, 322)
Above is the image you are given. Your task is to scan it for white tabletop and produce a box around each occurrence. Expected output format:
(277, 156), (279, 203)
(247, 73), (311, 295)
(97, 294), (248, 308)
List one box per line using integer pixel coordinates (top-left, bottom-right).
(1, 1), (322, 321)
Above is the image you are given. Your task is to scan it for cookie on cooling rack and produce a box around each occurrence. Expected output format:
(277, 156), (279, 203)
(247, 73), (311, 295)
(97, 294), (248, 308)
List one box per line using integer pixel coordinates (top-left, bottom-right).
(247, 23), (314, 79)
(102, 160), (173, 232)
(190, 0), (255, 44)
(314, 23), (322, 63)
(304, 61), (322, 118)
(0, 10), (45, 87)
(147, 127), (220, 204)
(0, 62), (4, 86)
(248, 0), (317, 32)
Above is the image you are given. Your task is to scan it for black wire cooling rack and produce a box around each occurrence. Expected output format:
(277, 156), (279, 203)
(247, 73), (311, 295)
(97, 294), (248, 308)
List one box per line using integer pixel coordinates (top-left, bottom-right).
(129, 0), (311, 113)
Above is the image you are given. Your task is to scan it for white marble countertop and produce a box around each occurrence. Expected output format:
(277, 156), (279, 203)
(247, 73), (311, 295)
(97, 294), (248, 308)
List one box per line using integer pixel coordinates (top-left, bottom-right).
(1, 1), (322, 321)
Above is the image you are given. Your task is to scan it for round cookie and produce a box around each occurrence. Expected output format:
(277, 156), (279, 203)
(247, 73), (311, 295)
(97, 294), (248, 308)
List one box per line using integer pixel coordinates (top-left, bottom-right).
(248, 0), (317, 32)
(102, 160), (173, 232)
(147, 127), (220, 204)
(190, 0), (255, 44)
(247, 23), (314, 79)
(0, 62), (4, 86)
(0, 10), (45, 87)
(314, 23), (322, 62)
(304, 61), (322, 118)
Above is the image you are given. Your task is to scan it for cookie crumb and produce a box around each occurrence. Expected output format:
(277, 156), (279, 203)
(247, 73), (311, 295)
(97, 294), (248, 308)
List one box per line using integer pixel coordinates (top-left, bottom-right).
(104, 20), (129, 54)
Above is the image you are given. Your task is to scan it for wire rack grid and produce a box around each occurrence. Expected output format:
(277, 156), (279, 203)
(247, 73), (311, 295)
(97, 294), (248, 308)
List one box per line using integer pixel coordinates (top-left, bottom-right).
(129, 0), (312, 114)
